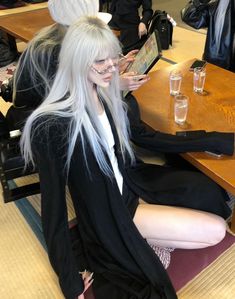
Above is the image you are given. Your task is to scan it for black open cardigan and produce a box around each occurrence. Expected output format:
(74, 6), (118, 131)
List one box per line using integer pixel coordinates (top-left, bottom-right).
(32, 105), (230, 299)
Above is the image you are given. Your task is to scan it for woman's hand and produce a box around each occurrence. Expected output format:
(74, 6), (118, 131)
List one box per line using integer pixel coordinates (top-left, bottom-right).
(138, 22), (147, 38)
(119, 50), (139, 74)
(125, 49), (139, 61)
(77, 270), (94, 299)
(119, 72), (150, 91)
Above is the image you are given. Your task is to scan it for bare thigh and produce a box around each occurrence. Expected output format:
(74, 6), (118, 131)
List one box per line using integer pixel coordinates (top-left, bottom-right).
(133, 201), (226, 249)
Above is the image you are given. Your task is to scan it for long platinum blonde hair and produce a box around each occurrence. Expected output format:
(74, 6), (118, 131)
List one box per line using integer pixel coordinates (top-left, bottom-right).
(13, 0), (100, 103)
(21, 16), (135, 176)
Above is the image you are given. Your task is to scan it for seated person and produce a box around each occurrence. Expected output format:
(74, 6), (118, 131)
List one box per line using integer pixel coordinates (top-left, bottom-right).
(2, 0), (234, 159)
(5, 0), (148, 130)
(21, 15), (230, 299)
(0, 1), (231, 227)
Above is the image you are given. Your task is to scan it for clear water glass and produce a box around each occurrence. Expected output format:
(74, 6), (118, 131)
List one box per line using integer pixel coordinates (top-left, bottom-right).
(174, 94), (189, 125)
(169, 69), (182, 96)
(193, 67), (206, 93)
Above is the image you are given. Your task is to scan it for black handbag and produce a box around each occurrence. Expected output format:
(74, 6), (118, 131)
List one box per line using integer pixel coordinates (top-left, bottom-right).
(148, 10), (173, 50)
(181, 0), (212, 29)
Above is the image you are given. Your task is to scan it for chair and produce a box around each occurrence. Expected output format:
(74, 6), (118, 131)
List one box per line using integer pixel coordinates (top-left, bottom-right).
(0, 74), (40, 203)
(0, 126), (40, 203)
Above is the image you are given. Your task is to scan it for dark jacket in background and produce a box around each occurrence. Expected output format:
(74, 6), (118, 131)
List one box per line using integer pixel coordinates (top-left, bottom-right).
(109, 0), (153, 53)
(110, 0), (153, 24)
(181, 0), (235, 71)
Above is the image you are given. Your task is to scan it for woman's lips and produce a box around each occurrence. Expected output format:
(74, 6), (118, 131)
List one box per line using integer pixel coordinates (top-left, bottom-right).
(103, 76), (112, 82)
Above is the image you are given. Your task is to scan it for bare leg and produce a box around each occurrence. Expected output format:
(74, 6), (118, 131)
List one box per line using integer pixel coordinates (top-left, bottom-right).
(133, 202), (226, 249)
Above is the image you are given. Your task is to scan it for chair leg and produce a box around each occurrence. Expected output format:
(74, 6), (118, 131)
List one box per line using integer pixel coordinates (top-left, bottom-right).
(0, 165), (12, 202)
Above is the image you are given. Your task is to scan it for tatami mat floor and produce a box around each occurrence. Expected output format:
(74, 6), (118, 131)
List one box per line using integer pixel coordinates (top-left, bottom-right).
(0, 2), (234, 299)
(0, 184), (64, 298)
(178, 244), (235, 299)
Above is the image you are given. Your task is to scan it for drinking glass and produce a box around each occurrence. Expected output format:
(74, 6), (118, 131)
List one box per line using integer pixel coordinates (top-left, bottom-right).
(174, 94), (188, 125)
(193, 67), (206, 93)
(169, 69), (182, 96)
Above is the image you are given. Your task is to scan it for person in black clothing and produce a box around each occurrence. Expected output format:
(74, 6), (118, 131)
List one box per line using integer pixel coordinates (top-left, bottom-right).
(181, 0), (235, 72)
(5, 0), (234, 158)
(5, 0), (148, 131)
(108, 0), (153, 53)
(21, 16), (230, 299)
(1, 0), (233, 205)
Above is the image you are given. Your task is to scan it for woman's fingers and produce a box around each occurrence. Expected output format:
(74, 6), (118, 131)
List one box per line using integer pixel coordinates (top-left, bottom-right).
(83, 272), (94, 293)
(138, 22), (147, 38)
(119, 73), (150, 91)
(79, 270), (94, 293)
(125, 49), (139, 57)
(132, 75), (149, 82)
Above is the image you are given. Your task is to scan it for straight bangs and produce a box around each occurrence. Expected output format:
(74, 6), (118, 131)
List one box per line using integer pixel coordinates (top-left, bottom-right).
(58, 19), (121, 81)
(95, 32), (121, 62)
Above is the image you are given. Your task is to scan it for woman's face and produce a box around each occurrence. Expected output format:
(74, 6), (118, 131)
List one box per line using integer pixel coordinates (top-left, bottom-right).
(88, 55), (119, 88)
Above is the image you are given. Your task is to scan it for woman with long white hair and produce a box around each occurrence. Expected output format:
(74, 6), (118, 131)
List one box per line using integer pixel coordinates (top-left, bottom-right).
(21, 16), (229, 299)
(181, 0), (235, 71)
(5, 0), (146, 131)
(5, 0), (234, 162)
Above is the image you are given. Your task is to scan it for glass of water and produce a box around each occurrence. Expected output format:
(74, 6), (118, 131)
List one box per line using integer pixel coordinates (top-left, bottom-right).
(193, 67), (206, 93)
(174, 94), (188, 125)
(169, 69), (182, 96)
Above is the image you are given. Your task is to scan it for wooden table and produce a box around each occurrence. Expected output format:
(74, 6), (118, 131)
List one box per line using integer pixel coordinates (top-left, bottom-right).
(0, 7), (119, 43)
(0, 2), (48, 17)
(0, 8), (53, 42)
(133, 58), (235, 231)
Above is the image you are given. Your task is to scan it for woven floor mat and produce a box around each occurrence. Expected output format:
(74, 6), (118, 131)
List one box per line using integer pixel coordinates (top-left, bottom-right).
(0, 186), (64, 298)
(177, 244), (235, 299)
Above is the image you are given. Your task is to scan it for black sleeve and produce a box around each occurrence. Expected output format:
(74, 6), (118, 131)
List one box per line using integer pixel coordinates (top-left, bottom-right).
(109, 0), (117, 14)
(141, 0), (153, 25)
(181, 0), (211, 29)
(125, 94), (234, 155)
(13, 45), (59, 109)
(13, 51), (42, 108)
(32, 120), (84, 299)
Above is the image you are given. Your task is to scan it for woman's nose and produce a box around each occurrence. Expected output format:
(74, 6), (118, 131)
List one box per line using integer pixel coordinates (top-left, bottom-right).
(107, 58), (115, 66)
(106, 58), (117, 73)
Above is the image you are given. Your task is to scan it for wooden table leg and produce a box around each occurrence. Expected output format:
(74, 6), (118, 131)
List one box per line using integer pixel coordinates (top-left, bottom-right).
(230, 208), (235, 233)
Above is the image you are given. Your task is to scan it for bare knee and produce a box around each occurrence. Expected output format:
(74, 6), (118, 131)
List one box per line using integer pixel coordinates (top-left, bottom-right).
(206, 216), (226, 246)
